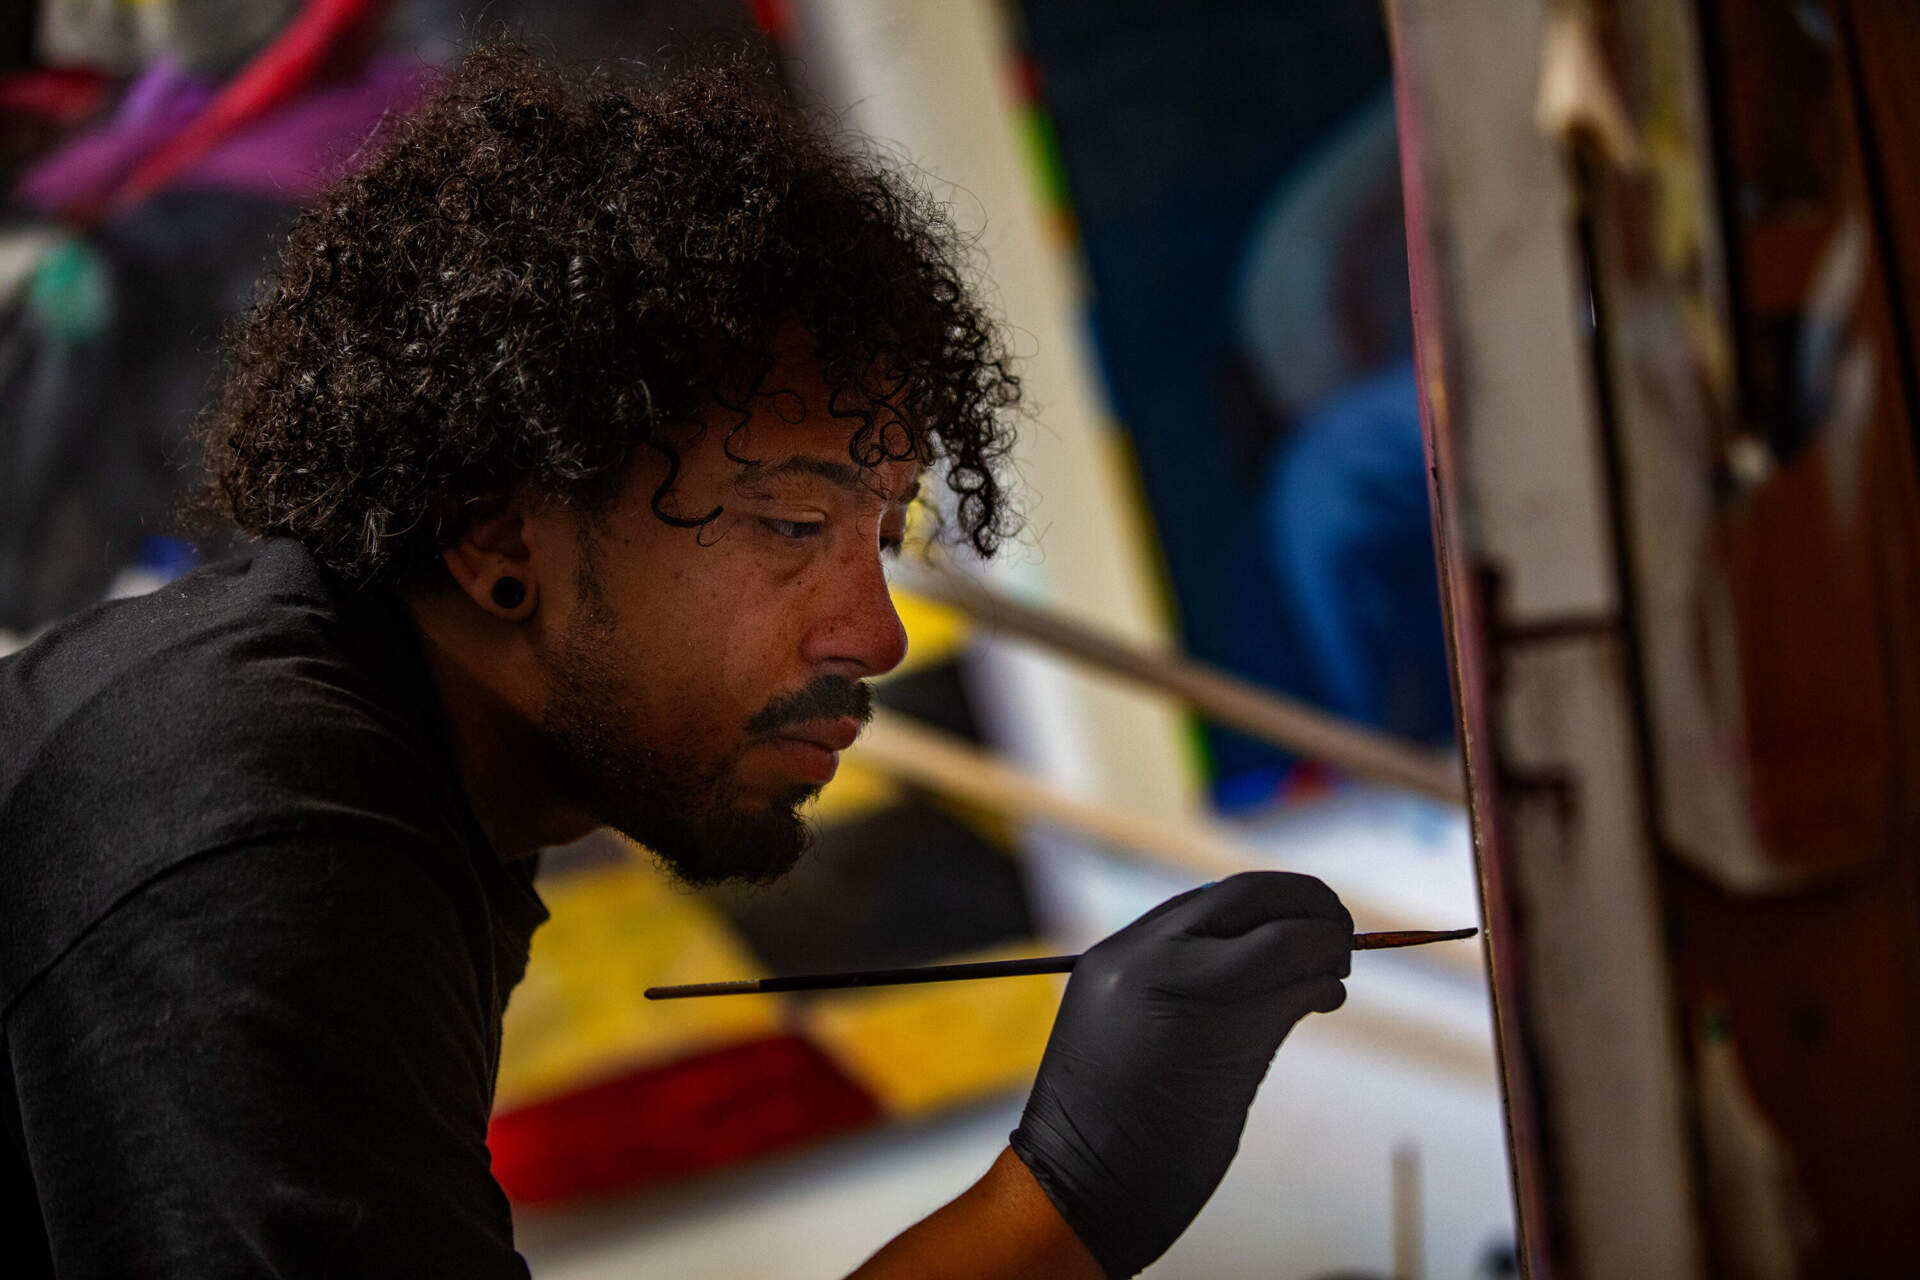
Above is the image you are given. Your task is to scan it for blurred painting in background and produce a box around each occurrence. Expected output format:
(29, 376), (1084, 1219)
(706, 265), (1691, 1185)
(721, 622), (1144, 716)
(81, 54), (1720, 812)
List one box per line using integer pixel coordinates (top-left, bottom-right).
(1, 0), (1460, 1217)
(0, 0), (747, 638)
(1013, 0), (1452, 809)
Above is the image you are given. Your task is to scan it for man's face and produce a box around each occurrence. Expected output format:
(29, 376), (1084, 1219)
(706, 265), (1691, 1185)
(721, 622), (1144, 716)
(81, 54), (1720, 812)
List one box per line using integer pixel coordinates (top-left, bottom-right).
(527, 357), (918, 886)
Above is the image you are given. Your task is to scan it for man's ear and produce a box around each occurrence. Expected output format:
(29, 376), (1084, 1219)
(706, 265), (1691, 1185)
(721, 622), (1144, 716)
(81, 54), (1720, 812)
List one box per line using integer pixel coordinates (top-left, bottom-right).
(443, 507), (539, 621)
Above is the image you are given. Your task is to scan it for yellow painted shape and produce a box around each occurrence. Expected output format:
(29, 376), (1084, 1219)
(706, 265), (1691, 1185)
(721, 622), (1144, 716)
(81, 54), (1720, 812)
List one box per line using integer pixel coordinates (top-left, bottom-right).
(805, 757), (900, 825)
(497, 857), (784, 1111)
(888, 585), (970, 675)
(802, 943), (1063, 1118)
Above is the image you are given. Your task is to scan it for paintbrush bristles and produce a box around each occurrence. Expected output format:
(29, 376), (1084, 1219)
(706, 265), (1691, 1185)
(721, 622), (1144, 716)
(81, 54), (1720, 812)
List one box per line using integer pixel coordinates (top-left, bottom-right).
(1351, 927), (1479, 950)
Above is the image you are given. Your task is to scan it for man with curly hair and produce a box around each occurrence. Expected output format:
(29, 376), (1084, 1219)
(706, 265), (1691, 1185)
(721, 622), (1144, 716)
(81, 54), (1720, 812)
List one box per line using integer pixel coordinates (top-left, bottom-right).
(0, 44), (1352, 1279)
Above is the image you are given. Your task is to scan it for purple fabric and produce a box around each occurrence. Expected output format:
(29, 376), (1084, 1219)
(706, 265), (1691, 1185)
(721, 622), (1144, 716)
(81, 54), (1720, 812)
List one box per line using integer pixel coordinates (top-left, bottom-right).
(116, 56), (210, 127)
(15, 59), (215, 212)
(175, 58), (428, 203)
(15, 56), (428, 215)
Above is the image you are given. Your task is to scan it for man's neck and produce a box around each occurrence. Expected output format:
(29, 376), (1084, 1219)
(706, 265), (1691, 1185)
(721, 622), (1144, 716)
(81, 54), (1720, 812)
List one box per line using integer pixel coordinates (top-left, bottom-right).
(403, 594), (597, 860)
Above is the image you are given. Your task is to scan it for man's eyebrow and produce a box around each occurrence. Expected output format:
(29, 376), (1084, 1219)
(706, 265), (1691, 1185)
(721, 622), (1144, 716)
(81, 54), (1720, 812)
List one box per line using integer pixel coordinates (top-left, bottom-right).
(739, 456), (921, 505)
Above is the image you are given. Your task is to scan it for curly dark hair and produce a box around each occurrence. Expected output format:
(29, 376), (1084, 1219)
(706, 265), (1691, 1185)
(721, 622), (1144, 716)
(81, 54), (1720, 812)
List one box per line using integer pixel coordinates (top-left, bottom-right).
(192, 41), (1021, 589)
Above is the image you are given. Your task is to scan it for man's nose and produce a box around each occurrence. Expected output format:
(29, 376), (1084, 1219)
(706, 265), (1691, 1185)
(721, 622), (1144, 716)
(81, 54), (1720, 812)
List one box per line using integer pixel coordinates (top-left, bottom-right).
(802, 552), (909, 677)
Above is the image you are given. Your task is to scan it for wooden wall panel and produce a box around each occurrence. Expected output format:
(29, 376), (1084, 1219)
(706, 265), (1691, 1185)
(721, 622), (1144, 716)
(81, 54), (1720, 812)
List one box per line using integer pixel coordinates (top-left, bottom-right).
(1650, 0), (1920, 1269)
(1396, 0), (1920, 1271)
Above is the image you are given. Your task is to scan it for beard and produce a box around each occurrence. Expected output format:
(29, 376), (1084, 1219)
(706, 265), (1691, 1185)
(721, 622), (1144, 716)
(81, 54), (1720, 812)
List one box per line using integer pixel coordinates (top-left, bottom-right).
(532, 566), (869, 888)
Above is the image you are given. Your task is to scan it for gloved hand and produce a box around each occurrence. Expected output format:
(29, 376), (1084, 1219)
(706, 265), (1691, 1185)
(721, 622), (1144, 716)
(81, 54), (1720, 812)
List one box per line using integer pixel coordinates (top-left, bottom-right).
(1009, 871), (1352, 1278)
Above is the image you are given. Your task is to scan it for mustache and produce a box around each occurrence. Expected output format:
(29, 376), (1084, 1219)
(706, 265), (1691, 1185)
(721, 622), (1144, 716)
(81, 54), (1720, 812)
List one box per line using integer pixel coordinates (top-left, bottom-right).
(745, 676), (875, 735)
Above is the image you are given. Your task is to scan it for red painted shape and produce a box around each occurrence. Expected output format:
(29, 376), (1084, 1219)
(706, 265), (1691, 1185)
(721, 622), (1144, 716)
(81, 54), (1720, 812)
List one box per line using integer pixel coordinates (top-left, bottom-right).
(0, 70), (109, 123)
(746, 0), (795, 42)
(488, 1034), (884, 1204)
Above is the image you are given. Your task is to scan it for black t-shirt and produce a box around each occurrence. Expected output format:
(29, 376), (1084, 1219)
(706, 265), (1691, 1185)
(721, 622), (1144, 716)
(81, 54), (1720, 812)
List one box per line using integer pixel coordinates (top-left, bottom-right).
(0, 540), (548, 1277)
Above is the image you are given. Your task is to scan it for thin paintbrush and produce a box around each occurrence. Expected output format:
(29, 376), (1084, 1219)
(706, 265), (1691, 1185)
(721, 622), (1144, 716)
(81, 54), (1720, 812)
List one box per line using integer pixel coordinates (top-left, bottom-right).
(644, 927), (1478, 999)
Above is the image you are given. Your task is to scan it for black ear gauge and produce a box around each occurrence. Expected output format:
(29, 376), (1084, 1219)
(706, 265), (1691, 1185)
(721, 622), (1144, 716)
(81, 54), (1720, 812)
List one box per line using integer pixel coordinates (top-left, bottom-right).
(490, 577), (528, 610)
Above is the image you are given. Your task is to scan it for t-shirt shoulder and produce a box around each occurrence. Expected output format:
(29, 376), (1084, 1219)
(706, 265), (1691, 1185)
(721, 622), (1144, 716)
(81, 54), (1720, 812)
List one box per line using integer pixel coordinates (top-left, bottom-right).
(0, 542), (481, 1012)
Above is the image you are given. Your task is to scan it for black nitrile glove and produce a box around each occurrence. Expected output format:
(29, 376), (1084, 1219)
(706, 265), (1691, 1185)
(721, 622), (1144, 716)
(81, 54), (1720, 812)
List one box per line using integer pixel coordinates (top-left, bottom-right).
(1009, 871), (1352, 1278)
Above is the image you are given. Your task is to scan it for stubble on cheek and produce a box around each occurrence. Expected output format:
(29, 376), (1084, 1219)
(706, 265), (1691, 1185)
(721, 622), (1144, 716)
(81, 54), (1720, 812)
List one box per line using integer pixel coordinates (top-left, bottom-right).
(532, 594), (814, 887)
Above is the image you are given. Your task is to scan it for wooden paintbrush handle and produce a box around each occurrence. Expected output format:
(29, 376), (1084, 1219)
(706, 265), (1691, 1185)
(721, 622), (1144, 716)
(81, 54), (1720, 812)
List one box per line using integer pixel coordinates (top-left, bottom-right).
(644, 929), (1479, 998)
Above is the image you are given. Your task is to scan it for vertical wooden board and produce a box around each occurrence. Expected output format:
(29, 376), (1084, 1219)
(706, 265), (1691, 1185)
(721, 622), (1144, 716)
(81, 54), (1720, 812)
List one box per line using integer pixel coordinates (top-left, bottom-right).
(1386, 3), (1619, 627)
(1583, 0), (1920, 893)
(1493, 634), (1702, 1280)
(1843, 0), (1920, 430)
(1390, 1), (1705, 1274)
(1575, 0), (1773, 892)
(1837, 0), (1920, 854)
(1584, 0), (1920, 1267)
(1635, 1), (1920, 1268)
(1665, 856), (1920, 1272)
(1387, 6), (1547, 1270)
(1682, 0), (1920, 882)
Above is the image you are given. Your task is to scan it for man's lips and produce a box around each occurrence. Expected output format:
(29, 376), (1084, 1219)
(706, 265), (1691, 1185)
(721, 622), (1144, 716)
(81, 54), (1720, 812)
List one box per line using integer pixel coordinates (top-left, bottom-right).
(757, 717), (865, 785)
(769, 717), (865, 752)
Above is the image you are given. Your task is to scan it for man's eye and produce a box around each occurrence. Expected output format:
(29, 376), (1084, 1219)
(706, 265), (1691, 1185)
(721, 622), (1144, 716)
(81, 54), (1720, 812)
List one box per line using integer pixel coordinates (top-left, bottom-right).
(761, 518), (824, 541)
